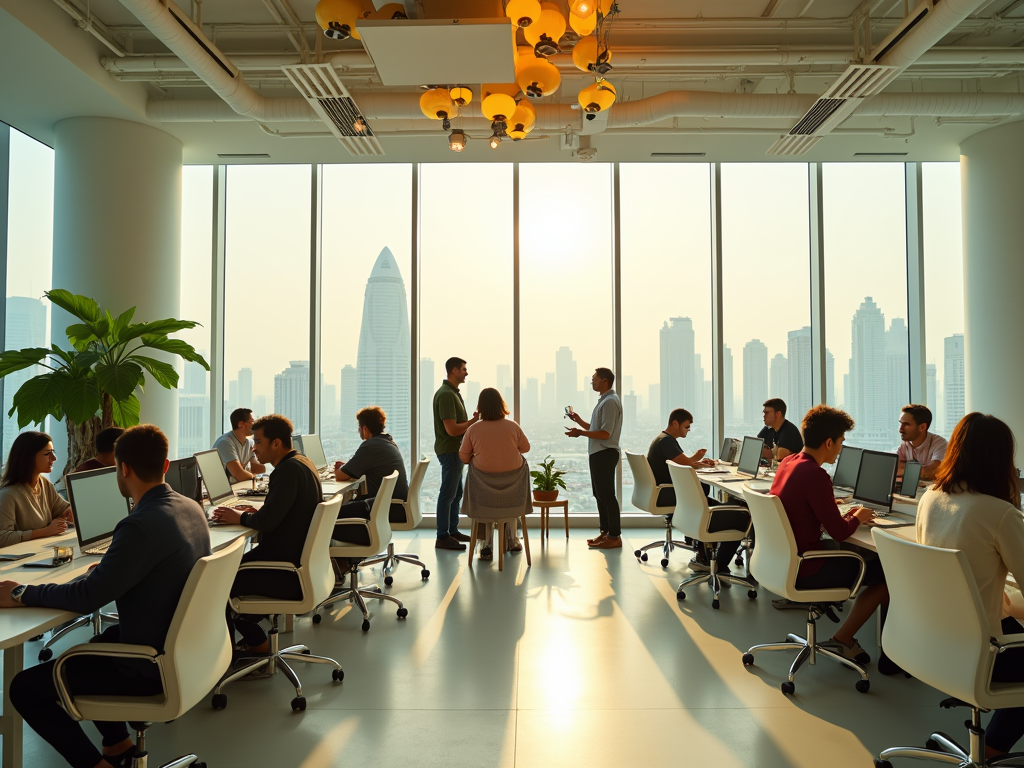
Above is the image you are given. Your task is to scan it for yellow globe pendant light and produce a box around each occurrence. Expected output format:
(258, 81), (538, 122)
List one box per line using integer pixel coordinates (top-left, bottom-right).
(524, 2), (566, 56)
(315, 0), (366, 39)
(505, 0), (542, 28)
(570, 0), (596, 18)
(516, 53), (561, 99)
(509, 99), (537, 137)
(419, 87), (456, 120)
(578, 79), (616, 114)
(481, 83), (520, 122)
(449, 86), (473, 107)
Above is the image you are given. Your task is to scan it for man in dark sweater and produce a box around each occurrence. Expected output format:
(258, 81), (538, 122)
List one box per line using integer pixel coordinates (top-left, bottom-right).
(0, 424), (211, 768)
(212, 414), (322, 654)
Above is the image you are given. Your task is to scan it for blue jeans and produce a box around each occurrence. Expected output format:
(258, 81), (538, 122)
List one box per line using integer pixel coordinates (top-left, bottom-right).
(436, 451), (464, 539)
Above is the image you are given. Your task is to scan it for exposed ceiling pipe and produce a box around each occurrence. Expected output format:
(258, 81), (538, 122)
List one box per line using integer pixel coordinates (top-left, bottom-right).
(874, 0), (994, 70)
(51, 0), (127, 56)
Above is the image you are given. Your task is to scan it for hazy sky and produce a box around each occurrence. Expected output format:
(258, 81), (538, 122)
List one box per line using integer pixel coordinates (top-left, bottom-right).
(6, 129), (53, 319)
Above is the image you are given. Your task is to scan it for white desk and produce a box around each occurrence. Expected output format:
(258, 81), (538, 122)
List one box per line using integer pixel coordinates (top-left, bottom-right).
(0, 525), (254, 768)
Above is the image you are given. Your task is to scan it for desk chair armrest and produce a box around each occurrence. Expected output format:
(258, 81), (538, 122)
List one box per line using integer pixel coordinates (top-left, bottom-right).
(993, 633), (1024, 653)
(236, 560), (301, 573)
(334, 517), (371, 527)
(655, 483), (674, 490)
(799, 549), (867, 594)
(53, 643), (164, 722)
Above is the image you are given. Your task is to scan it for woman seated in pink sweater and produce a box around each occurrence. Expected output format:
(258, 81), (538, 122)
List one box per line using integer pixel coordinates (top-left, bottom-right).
(460, 388), (531, 561)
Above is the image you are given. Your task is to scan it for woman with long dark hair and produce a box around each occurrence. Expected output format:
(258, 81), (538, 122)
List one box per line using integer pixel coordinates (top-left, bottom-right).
(0, 431), (72, 547)
(917, 412), (1024, 759)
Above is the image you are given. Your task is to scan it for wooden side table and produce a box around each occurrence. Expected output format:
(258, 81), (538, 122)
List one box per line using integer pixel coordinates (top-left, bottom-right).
(533, 498), (569, 540)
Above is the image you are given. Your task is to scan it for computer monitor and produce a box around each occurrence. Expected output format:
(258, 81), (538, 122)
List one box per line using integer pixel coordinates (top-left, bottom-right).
(853, 450), (899, 509)
(195, 449), (234, 505)
(719, 437), (740, 464)
(166, 456), (202, 503)
(66, 466), (131, 550)
(833, 445), (864, 491)
(292, 434), (304, 454)
(297, 434), (328, 470)
(899, 460), (922, 497)
(735, 436), (763, 479)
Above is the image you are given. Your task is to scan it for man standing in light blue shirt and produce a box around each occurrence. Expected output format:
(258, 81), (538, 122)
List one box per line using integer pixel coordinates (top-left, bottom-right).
(566, 367), (623, 549)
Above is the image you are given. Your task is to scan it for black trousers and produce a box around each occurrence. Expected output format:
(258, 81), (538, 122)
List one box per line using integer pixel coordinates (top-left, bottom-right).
(228, 548), (302, 647)
(989, 617), (1024, 752)
(9, 625), (162, 768)
(333, 498), (409, 546)
(793, 541), (886, 590)
(590, 448), (621, 538)
(705, 507), (751, 569)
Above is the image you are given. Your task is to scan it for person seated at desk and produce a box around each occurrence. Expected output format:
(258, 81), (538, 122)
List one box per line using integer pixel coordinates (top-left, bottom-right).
(770, 405), (892, 669)
(73, 427), (124, 473)
(212, 414), (320, 658)
(758, 398), (803, 462)
(647, 408), (747, 577)
(0, 431), (73, 548)
(332, 406), (410, 547)
(459, 388), (531, 561)
(214, 407), (267, 483)
(0, 424), (210, 768)
(897, 403), (947, 482)
(917, 412), (1024, 761)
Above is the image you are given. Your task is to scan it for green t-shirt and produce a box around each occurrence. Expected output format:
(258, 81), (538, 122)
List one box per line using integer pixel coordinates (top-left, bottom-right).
(433, 380), (467, 455)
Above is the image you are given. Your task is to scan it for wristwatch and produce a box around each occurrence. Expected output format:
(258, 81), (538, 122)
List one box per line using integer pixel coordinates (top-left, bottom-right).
(10, 585), (26, 604)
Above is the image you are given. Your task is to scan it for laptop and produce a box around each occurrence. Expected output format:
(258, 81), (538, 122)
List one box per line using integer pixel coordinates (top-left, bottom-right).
(295, 434), (347, 495)
(832, 445), (864, 497)
(895, 460), (922, 501)
(194, 449), (252, 511)
(720, 436), (764, 482)
(840, 449), (899, 517)
(166, 456), (203, 503)
(717, 437), (740, 465)
(66, 466), (132, 556)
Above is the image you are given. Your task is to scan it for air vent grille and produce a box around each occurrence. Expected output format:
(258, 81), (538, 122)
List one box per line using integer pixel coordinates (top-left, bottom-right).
(281, 64), (384, 157)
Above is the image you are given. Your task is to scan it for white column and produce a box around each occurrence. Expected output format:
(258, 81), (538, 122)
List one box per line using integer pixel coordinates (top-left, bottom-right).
(51, 117), (183, 455)
(960, 120), (1024, 440)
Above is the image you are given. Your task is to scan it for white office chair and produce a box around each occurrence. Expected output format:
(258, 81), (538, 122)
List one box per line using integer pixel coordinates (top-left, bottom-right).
(625, 451), (690, 567)
(872, 529), (1024, 768)
(362, 458), (431, 585)
(740, 489), (871, 694)
(313, 472), (407, 632)
(214, 496), (345, 712)
(669, 463), (758, 608)
(53, 537), (246, 768)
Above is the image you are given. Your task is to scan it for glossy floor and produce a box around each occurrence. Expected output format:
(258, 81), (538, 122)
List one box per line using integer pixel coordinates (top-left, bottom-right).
(21, 529), (965, 768)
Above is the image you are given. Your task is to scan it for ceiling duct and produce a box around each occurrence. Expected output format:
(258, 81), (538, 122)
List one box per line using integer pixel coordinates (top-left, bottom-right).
(281, 64), (384, 156)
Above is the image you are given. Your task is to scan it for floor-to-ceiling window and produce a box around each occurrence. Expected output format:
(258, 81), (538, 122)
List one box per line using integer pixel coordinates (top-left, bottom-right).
(3, 127), (54, 462)
(722, 163), (813, 440)
(519, 163), (613, 513)
(922, 162), (965, 438)
(419, 163), (514, 511)
(177, 165), (213, 458)
(823, 163), (909, 451)
(321, 163), (413, 468)
(620, 163), (712, 510)
(223, 165), (311, 435)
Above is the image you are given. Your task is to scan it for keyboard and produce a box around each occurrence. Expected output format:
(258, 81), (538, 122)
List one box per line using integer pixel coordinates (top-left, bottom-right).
(83, 540), (112, 556)
(839, 502), (891, 517)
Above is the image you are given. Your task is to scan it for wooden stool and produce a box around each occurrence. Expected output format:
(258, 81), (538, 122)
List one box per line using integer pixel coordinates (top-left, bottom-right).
(533, 499), (569, 540)
(467, 516), (532, 571)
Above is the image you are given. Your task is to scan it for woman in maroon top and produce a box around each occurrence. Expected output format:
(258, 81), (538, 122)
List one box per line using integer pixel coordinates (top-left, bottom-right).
(770, 405), (889, 667)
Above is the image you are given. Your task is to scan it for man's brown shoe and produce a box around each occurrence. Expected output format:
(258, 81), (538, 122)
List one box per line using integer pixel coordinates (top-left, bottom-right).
(450, 531), (471, 543)
(586, 532), (607, 546)
(435, 536), (467, 551)
(591, 536), (622, 549)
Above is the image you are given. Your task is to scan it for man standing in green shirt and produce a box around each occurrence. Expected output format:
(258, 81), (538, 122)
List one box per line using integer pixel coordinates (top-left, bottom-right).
(433, 357), (479, 550)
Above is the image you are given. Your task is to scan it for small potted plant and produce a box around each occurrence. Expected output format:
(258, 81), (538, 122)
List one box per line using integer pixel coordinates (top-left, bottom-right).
(531, 455), (566, 502)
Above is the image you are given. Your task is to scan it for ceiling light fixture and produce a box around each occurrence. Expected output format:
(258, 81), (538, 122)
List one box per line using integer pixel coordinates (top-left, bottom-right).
(490, 133), (501, 149)
(448, 129), (468, 152)
(570, 0), (595, 18)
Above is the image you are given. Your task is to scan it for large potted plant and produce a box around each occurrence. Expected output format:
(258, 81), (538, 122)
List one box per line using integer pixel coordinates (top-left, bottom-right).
(0, 289), (209, 476)
(530, 455), (566, 502)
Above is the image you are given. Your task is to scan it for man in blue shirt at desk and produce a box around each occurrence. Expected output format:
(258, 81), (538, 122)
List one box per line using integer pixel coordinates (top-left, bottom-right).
(0, 424), (210, 768)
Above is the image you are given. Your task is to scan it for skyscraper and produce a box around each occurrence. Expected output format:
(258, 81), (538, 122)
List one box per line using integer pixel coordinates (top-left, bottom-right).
(825, 348), (835, 407)
(340, 364), (358, 424)
(238, 367), (253, 406)
(419, 358), (434, 433)
(356, 247), (411, 448)
(926, 363), (938, 429)
(660, 317), (695, 422)
(184, 359), (207, 396)
(693, 353), (707, 423)
(722, 345), (734, 426)
(944, 334), (965, 430)
(743, 340), (768, 426)
(466, 381), (481, 411)
(886, 318), (910, 424)
(524, 377), (539, 421)
(770, 353), (788, 405)
(497, 364), (512, 405)
(322, 383), (338, 428)
(849, 297), (888, 431)
(555, 347), (578, 410)
(274, 360), (309, 433)
(623, 390), (638, 432)
(541, 372), (555, 419)
(787, 326), (812, 422)
(178, 355), (209, 458)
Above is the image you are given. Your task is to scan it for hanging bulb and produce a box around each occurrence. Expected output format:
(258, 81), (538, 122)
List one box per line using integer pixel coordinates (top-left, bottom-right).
(490, 134), (502, 149)
(505, 0), (542, 27)
(448, 129), (468, 152)
(570, 0), (595, 18)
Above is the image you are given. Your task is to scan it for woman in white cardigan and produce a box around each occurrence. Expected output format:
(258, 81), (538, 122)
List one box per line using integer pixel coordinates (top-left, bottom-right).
(917, 412), (1024, 760)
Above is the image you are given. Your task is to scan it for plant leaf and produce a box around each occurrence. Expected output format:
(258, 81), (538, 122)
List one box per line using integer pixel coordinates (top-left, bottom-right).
(132, 355), (179, 390)
(95, 361), (143, 401)
(0, 348), (52, 379)
(115, 319), (200, 347)
(109, 307), (136, 341)
(65, 324), (98, 348)
(47, 289), (101, 323)
(8, 374), (65, 428)
(110, 393), (141, 427)
(138, 336), (210, 369)
(57, 371), (101, 425)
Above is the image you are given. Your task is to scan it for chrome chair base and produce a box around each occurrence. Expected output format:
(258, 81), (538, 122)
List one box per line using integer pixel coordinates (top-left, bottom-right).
(675, 547), (758, 608)
(314, 566), (407, 630)
(634, 515), (693, 566)
(875, 706), (1024, 767)
(361, 541), (428, 578)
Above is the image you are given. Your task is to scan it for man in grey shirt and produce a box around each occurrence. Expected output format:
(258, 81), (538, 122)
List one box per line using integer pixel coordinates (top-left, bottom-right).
(566, 367), (623, 549)
(213, 408), (266, 482)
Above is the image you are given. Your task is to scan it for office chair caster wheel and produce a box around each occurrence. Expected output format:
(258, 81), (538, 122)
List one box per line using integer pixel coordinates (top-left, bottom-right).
(312, 613), (322, 625)
(925, 739), (940, 751)
(676, 591), (686, 601)
(712, 599), (721, 610)
(38, 648), (53, 662)
(397, 607), (408, 619)
(421, 569), (430, 579)
(361, 619), (371, 632)
(212, 693), (227, 710)
(661, 558), (669, 568)
(384, 575), (394, 587)
(747, 590), (758, 599)
(291, 696), (306, 712)
(781, 681), (795, 695)
(633, 549), (642, 558)
(640, 553), (648, 562)
(734, 557), (743, 567)
(856, 680), (870, 693)
(873, 761), (893, 768)
(742, 653), (755, 666)
(332, 668), (344, 682)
